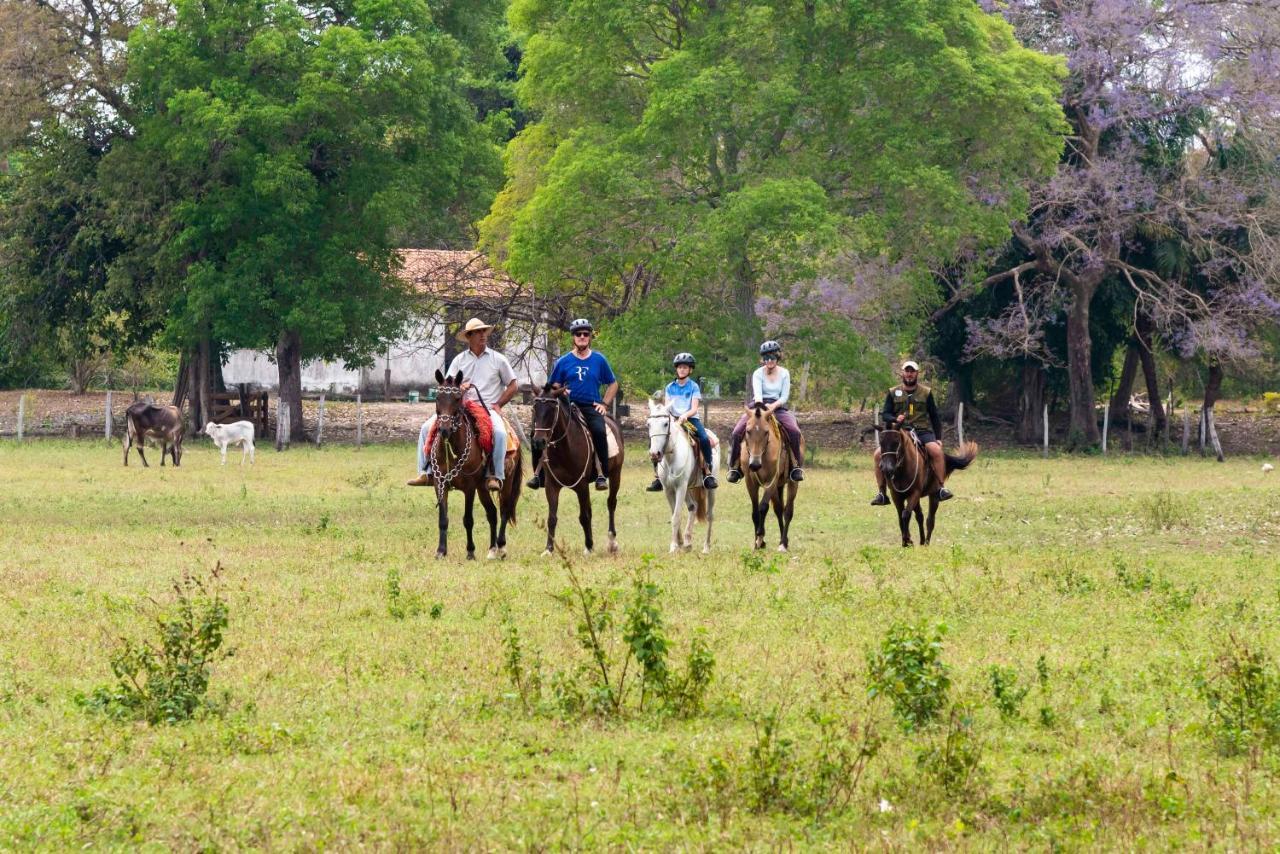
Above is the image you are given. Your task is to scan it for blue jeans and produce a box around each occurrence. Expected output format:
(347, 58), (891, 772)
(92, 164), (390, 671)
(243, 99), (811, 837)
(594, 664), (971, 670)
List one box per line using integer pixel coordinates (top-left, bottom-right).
(685, 416), (714, 470)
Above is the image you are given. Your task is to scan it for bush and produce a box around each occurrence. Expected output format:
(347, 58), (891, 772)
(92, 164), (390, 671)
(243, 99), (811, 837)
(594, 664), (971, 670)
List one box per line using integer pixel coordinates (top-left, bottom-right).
(916, 702), (984, 795)
(867, 621), (951, 732)
(989, 665), (1029, 721)
(81, 565), (231, 724)
(1198, 636), (1280, 756)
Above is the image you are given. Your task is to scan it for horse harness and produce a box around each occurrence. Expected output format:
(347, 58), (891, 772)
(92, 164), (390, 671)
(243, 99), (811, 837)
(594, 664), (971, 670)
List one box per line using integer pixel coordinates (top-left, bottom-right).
(881, 428), (922, 495)
(430, 385), (484, 499)
(747, 411), (784, 493)
(532, 393), (594, 489)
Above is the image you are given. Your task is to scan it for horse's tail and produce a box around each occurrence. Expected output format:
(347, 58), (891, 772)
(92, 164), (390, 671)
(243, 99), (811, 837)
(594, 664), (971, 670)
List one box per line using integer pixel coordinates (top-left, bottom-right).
(945, 441), (979, 474)
(694, 486), (708, 522)
(503, 446), (522, 526)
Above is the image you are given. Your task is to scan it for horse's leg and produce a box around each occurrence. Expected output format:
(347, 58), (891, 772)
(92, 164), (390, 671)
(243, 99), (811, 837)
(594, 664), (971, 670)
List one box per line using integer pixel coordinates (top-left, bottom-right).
(668, 481), (682, 554)
(914, 499), (926, 545)
(896, 496), (912, 547)
(542, 483), (560, 556)
(436, 490), (449, 559)
(772, 487), (788, 553)
(779, 481), (797, 552)
(925, 494), (938, 545)
(479, 486), (500, 560)
(683, 488), (696, 551)
(463, 487), (477, 560)
(606, 465), (620, 554)
(750, 484), (765, 550)
(578, 485), (595, 555)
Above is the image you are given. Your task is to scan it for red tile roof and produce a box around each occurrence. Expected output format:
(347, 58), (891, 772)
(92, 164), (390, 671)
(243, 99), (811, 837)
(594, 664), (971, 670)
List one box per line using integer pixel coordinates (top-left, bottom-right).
(396, 249), (519, 300)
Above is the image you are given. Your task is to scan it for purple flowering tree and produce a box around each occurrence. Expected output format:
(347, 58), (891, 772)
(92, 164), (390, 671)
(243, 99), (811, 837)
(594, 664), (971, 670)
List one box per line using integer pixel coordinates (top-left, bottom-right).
(963, 0), (1280, 443)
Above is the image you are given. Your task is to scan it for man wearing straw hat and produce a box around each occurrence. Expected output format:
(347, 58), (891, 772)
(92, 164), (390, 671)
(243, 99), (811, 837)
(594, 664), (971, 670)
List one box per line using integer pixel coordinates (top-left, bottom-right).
(407, 317), (518, 491)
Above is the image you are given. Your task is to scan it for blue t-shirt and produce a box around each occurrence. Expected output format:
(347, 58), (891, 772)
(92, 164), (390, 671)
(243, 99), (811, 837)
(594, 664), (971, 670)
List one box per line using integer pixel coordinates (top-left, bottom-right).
(550, 350), (617, 404)
(664, 379), (702, 417)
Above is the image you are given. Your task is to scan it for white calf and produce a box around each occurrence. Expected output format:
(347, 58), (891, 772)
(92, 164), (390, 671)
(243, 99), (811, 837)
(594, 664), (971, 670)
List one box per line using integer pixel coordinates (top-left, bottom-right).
(203, 421), (256, 465)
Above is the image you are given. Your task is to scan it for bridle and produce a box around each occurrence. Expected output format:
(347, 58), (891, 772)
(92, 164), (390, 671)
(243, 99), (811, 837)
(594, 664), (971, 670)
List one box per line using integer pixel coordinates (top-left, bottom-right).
(647, 412), (674, 459)
(531, 392), (593, 489)
(429, 386), (482, 498)
(745, 408), (783, 493)
(880, 427), (920, 495)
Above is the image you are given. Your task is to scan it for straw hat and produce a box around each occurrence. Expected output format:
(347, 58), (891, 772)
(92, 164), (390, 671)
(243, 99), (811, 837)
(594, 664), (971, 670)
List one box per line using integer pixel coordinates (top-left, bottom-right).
(456, 317), (494, 341)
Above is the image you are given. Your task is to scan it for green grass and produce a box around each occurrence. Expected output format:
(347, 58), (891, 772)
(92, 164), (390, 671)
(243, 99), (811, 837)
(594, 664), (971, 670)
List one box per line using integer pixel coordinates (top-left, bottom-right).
(3, 439), (1280, 848)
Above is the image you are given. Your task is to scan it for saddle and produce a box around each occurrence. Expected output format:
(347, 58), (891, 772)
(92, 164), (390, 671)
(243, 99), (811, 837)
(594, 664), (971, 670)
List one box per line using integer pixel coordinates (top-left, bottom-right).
(568, 404), (621, 459)
(423, 405), (520, 459)
(678, 420), (718, 469)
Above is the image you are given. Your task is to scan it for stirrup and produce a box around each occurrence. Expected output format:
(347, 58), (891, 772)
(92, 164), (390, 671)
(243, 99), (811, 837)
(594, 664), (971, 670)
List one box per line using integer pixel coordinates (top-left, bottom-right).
(486, 477), (502, 492)
(870, 492), (890, 506)
(789, 467), (804, 482)
(937, 487), (954, 501)
(646, 477), (663, 492)
(703, 474), (719, 489)
(726, 468), (743, 484)
(526, 473), (543, 489)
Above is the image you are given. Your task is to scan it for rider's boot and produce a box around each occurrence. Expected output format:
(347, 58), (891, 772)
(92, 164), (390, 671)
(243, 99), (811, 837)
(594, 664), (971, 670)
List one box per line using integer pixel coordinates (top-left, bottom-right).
(726, 434), (744, 483)
(406, 472), (434, 487)
(933, 453), (952, 500)
(937, 487), (954, 501)
(789, 467), (805, 482)
(646, 462), (663, 492)
(702, 467), (719, 489)
(526, 468), (543, 489)
(870, 491), (890, 506)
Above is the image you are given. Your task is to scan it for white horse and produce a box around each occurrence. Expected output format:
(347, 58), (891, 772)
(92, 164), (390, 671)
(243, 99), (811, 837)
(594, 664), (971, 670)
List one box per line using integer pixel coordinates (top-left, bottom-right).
(646, 399), (718, 553)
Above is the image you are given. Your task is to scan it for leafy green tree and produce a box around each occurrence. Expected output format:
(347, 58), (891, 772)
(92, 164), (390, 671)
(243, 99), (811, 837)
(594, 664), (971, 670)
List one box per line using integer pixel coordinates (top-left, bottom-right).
(108, 0), (502, 434)
(484, 0), (1065, 383)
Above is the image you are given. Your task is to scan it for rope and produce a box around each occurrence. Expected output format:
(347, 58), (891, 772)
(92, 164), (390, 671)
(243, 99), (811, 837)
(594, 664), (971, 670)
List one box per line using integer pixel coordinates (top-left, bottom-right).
(532, 395), (593, 490)
(881, 429), (921, 495)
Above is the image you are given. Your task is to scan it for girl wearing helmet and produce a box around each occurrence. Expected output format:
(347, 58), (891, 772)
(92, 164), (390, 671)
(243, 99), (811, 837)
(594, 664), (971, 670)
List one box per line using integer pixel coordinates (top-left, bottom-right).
(647, 353), (719, 491)
(727, 340), (804, 483)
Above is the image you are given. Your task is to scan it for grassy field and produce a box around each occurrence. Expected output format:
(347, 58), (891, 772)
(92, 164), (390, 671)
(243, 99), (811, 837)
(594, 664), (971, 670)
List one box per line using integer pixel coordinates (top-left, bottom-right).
(2, 439), (1280, 849)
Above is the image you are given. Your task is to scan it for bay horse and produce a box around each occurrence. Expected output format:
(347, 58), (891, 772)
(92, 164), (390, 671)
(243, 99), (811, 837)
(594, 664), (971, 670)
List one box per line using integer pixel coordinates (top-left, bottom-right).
(877, 426), (978, 547)
(740, 403), (799, 552)
(646, 399), (718, 553)
(530, 383), (623, 556)
(427, 370), (522, 560)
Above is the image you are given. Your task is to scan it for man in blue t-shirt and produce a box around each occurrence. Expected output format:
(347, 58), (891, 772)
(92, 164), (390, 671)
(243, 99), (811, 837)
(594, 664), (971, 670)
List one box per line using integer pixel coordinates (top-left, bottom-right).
(647, 353), (718, 491)
(528, 318), (619, 491)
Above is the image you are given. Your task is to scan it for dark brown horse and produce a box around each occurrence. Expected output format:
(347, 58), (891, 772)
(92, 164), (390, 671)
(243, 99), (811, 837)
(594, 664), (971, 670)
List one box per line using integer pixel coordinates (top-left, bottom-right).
(428, 370), (522, 560)
(877, 427), (977, 547)
(741, 403), (799, 552)
(530, 383), (623, 555)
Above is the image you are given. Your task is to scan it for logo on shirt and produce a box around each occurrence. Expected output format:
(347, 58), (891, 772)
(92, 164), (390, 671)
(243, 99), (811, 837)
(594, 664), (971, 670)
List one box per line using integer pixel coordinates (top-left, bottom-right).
(574, 366), (589, 381)
(894, 389), (903, 397)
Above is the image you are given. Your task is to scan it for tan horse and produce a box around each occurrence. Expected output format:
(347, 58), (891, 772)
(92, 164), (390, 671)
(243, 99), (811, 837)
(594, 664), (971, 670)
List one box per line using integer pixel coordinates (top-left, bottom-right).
(428, 370), (522, 560)
(740, 403), (800, 551)
(877, 427), (977, 547)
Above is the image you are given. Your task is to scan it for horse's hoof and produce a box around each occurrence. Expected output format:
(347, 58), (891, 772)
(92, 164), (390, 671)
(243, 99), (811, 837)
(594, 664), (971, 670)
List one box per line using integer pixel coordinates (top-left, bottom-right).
(608, 540), (619, 555)
(777, 545), (788, 553)
(435, 551), (447, 560)
(701, 547), (710, 555)
(541, 549), (553, 558)
(487, 548), (499, 560)
(466, 552), (475, 561)
(670, 544), (679, 554)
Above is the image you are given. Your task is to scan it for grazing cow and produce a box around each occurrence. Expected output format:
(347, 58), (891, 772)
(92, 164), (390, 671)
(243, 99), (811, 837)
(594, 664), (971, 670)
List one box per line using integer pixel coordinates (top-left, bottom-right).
(204, 421), (256, 466)
(123, 402), (184, 467)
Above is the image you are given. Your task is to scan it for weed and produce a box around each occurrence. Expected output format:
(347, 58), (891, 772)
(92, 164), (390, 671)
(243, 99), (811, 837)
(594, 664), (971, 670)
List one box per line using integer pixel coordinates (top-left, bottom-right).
(916, 702), (984, 795)
(345, 468), (386, 498)
(501, 608), (542, 713)
(867, 621), (951, 732)
(1140, 491), (1191, 531)
(818, 557), (850, 599)
(1155, 578), (1198, 615)
(1035, 655), (1057, 728)
(1197, 635), (1280, 756)
(1113, 555), (1153, 593)
(386, 568), (424, 619)
(989, 665), (1029, 721)
(740, 549), (782, 575)
(81, 564), (231, 725)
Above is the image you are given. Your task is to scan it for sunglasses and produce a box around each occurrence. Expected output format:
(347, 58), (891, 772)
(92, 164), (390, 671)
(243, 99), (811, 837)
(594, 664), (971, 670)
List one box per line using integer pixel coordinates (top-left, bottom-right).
(763, 354), (779, 361)
(573, 331), (592, 338)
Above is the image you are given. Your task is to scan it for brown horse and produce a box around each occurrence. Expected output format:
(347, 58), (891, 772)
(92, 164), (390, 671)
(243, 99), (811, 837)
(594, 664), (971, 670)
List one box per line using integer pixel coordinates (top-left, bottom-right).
(877, 427), (977, 547)
(741, 403), (800, 552)
(428, 370), (522, 560)
(530, 383), (623, 556)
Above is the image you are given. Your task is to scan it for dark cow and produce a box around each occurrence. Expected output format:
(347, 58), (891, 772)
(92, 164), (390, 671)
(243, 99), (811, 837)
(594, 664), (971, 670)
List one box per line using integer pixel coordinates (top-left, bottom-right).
(124, 402), (185, 467)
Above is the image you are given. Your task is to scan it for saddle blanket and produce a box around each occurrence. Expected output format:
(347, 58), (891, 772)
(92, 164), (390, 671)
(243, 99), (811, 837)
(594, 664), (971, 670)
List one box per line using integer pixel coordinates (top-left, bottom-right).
(424, 405), (520, 458)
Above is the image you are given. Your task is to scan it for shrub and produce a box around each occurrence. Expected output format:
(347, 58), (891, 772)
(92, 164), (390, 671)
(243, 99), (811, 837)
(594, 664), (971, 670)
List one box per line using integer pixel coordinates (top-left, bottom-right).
(1198, 636), (1280, 756)
(916, 702), (984, 795)
(867, 621), (951, 732)
(989, 665), (1029, 721)
(81, 565), (231, 725)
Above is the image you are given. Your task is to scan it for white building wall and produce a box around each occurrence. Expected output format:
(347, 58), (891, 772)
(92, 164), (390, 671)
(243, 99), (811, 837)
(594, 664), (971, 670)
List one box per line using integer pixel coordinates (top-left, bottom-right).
(223, 318), (548, 392)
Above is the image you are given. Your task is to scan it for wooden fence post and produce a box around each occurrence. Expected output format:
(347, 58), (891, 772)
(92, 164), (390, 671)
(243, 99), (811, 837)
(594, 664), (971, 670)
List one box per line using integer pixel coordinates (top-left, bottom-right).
(1181, 407), (1190, 455)
(957, 402), (965, 447)
(17, 394), (25, 440)
(1206, 408), (1224, 462)
(1042, 403), (1049, 458)
(275, 398), (290, 451)
(1101, 405), (1109, 455)
(316, 394), (325, 447)
(1199, 408), (1206, 455)
(356, 393), (363, 448)
(105, 391), (113, 441)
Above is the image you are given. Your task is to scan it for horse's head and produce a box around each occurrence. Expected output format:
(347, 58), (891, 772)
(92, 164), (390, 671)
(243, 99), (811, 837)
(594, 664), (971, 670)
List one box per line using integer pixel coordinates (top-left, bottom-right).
(530, 382), (567, 453)
(878, 427), (906, 478)
(433, 369), (465, 437)
(744, 402), (772, 471)
(646, 398), (672, 463)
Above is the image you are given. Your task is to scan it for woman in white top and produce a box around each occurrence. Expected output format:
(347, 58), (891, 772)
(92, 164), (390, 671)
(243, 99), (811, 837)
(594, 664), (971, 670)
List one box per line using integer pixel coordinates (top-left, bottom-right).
(726, 340), (805, 483)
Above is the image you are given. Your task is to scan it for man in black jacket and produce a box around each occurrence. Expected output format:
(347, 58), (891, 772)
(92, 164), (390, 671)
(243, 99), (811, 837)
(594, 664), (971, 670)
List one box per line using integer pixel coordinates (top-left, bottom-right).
(870, 360), (954, 505)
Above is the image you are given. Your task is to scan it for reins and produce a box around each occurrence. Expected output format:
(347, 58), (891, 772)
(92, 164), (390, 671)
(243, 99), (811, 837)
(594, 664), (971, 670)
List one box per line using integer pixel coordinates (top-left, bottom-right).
(746, 411), (783, 494)
(881, 429), (921, 496)
(532, 394), (593, 489)
(430, 386), (484, 500)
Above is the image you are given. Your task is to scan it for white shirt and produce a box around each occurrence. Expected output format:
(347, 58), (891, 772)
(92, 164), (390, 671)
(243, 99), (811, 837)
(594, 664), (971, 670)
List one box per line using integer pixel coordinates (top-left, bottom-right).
(445, 347), (516, 408)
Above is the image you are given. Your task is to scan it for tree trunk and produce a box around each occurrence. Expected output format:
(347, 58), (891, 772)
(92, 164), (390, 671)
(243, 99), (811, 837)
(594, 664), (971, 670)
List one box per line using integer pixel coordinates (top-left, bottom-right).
(1108, 343), (1139, 427)
(196, 337), (215, 436)
(1016, 362), (1046, 444)
(276, 329), (306, 441)
(1065, 280), (1101, 444)
(1134, 312), (1164, 439)
(1203, 362), (1223, 412)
